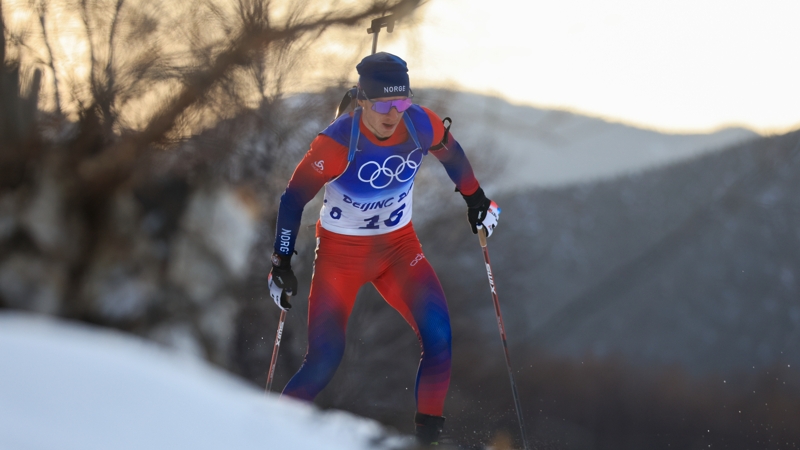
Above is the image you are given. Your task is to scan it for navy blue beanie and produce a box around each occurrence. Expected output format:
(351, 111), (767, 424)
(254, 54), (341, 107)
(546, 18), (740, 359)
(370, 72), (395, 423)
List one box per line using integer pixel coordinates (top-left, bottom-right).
(356, 52), (410, 99)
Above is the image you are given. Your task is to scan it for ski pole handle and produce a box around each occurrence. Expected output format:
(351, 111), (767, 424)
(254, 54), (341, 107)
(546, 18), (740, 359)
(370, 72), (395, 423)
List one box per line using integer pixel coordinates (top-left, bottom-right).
(479, 226), (488, 248)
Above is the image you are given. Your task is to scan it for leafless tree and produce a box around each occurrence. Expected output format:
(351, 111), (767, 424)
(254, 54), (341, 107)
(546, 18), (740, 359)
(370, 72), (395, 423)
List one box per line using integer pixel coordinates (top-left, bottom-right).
(1, 0), (423, 327)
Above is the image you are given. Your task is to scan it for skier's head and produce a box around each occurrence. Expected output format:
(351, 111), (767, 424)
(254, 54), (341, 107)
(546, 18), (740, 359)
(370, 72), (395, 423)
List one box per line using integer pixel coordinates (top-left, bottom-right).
(356, 52), (410, 101)
(356, 52), (412, 138)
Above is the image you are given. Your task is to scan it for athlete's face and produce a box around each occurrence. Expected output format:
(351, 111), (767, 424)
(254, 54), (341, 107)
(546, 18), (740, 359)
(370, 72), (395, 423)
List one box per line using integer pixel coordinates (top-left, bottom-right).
(358, 96), (406, 139)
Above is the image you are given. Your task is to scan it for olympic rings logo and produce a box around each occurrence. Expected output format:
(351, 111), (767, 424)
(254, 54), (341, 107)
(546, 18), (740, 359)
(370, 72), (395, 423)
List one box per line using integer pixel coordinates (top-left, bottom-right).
(410, 253), (425, 266)
(358, 149), (421, 189)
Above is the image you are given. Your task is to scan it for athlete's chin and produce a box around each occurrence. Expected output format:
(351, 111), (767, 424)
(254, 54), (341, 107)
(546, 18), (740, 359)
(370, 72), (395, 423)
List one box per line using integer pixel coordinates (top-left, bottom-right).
(378, 123), (399, 137)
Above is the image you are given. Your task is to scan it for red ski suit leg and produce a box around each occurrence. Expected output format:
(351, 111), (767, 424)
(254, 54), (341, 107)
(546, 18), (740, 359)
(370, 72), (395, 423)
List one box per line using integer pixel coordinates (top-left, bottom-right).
(281, 222), (452, 417)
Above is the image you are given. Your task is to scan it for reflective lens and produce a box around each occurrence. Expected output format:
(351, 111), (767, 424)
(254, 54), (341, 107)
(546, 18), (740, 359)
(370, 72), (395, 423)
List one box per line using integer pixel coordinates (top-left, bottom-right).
(370, 98), (413, 114)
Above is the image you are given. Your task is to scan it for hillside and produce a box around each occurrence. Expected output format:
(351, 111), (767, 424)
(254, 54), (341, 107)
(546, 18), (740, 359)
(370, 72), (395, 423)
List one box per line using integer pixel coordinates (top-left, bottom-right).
(415, 89), (760, 191)
(422, 129), (800, 375)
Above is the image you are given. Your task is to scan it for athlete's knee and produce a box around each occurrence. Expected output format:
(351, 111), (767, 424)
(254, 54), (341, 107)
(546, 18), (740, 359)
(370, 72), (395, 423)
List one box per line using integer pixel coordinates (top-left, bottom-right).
(305, 337), (346, 377)
(419, 315), (452, 355)
(283, 339), (345, 400)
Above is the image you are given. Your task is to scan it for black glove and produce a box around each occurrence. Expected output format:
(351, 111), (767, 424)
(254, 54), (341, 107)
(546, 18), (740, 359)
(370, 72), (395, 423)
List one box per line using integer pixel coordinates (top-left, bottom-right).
(268, 253), (297, 310)
(462, 187), (492, 234)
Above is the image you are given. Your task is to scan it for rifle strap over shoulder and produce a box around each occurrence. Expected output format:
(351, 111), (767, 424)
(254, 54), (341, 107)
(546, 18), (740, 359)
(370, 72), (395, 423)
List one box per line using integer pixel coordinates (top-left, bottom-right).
(429, 117), (452, 151)
(347, 108), (362, 162)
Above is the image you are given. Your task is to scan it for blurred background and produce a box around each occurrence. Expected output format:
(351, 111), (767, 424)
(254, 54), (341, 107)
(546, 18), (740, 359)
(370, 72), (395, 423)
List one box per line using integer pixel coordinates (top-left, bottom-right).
(1, 0), (799, 448)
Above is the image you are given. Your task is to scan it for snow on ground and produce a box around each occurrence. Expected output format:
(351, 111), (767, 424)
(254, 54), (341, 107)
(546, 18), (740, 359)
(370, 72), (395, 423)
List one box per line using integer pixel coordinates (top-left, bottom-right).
(0, 312), (409, 450)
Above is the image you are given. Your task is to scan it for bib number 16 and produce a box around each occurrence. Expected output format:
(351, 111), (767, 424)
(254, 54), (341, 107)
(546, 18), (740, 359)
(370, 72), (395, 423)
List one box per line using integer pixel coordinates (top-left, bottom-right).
(328, 203), (407, 230)
(360, 203), (406, 229)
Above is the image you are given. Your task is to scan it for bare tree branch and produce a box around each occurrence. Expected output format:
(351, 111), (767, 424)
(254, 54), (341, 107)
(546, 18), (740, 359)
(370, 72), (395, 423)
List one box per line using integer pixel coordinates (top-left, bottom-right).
(35, 0), (62, 114)
(77, 0), (421, 191)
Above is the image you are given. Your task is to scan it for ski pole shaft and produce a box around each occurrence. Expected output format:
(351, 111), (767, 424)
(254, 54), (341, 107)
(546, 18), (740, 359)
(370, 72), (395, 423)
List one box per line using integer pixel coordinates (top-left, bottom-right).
(478, 227), (531, 450)
(265, 309), (287, 393)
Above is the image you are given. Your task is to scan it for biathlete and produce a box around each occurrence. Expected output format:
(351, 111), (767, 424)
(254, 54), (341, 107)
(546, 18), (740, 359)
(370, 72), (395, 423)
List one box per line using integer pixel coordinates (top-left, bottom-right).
(268, 52), (500, 445)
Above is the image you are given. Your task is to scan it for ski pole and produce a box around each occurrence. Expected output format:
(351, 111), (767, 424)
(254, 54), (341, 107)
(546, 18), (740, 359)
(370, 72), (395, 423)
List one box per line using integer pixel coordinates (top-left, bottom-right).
(478, 227), (531, 450)
(265, 309), (287, 393)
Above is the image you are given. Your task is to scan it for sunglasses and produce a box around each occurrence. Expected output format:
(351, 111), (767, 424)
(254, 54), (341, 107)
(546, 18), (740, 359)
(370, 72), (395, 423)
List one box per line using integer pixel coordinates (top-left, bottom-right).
(369, 97), (414, 114)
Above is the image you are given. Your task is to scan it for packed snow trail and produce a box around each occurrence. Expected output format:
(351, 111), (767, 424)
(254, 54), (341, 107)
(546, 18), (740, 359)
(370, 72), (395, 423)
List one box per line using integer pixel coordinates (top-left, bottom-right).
(0, 312), (407, 450)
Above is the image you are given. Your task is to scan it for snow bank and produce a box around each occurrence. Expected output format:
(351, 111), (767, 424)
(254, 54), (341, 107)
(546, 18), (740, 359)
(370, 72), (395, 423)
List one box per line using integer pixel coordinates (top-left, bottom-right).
(0, 312), (407, 450)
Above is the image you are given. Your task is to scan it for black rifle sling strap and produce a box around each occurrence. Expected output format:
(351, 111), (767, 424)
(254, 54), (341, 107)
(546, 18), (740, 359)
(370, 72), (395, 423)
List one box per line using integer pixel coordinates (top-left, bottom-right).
(429, 117), (453, 151)
(334, 87), (358, 121)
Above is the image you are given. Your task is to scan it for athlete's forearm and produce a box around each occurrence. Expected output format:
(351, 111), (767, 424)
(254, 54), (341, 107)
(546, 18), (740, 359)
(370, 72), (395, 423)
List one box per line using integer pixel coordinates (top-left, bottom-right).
(273, 188), (308, 256)
(273, 159), (328, 256)
(430, 133), (480, 196)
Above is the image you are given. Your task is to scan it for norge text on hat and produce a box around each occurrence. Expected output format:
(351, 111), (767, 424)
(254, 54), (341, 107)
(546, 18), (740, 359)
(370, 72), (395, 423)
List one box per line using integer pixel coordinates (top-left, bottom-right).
(356, 52), (410, 99)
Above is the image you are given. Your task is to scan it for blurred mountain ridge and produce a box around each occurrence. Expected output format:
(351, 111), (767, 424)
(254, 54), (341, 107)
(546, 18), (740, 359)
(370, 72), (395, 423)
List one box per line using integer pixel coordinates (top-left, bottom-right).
(414, 88), (761, 192)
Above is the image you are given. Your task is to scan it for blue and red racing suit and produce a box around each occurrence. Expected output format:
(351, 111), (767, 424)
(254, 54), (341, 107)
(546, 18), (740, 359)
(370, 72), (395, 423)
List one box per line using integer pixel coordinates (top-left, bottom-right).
(274, 104), (480, 416)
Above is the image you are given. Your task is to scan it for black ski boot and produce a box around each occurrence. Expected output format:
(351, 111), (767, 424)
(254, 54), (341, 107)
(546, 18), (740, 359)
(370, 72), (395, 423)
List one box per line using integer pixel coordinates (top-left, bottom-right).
(414, 412), (445, 446)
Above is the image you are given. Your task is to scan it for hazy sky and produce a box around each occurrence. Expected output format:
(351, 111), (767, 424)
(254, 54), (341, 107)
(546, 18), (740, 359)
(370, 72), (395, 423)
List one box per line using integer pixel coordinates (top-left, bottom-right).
(374, 0), (800, 134)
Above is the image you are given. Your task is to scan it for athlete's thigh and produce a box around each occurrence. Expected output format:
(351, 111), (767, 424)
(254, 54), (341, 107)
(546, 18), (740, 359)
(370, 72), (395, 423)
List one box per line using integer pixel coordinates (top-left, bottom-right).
(307, 236), (366, 334)
(373, 237), (449, 330)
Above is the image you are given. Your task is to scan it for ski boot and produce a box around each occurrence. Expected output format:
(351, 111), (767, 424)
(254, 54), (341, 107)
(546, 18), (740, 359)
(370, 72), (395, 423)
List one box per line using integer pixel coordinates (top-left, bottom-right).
(414, 412), (445, 446)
